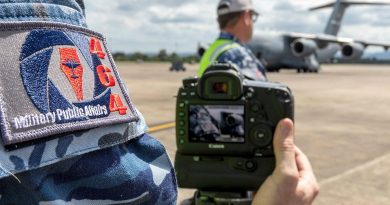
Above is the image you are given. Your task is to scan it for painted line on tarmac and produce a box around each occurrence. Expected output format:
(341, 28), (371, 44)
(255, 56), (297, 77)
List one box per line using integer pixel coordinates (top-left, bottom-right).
(148, 122), (175, 133)
(319, 152), (390, 186)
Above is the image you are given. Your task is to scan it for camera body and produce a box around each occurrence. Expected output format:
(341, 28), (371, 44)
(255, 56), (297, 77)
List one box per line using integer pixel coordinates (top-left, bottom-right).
(175, 63), (294, 190)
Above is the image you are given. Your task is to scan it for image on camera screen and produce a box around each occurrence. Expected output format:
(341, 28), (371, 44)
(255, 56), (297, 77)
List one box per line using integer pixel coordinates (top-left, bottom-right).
(189, 105), (245, 143)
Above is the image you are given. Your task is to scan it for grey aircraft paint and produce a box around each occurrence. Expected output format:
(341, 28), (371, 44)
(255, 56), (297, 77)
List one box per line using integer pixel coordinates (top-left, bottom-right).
(247, 0), (390, 73)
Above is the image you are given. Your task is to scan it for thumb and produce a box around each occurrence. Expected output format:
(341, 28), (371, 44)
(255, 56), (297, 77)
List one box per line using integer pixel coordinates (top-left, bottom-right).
(273, 118), (296, 170)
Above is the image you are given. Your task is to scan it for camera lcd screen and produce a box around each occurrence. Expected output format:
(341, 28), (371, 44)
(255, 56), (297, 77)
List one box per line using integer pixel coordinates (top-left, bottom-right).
(189, 105), (245, 143)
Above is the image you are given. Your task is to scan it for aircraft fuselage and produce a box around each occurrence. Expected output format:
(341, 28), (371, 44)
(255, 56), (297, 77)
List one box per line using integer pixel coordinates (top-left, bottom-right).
(247, 33), (340, 72)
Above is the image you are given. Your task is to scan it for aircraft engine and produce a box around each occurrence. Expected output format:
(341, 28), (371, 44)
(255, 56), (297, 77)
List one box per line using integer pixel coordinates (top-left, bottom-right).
(341, 43), (364, 59)
(291, 38), (317, 57)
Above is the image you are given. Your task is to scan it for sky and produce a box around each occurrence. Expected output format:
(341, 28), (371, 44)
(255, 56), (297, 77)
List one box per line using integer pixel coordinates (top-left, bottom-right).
(84, 0), (390, 54)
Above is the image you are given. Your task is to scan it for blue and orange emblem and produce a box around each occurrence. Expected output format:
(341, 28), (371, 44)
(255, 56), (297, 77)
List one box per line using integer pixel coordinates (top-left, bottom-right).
(0, 28), (138, 145)
(18, 29), (131, 124)
(59, 47), (84, 101)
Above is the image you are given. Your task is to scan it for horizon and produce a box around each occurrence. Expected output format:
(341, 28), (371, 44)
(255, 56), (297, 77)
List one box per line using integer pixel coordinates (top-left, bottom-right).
(84, 0), (390, 54)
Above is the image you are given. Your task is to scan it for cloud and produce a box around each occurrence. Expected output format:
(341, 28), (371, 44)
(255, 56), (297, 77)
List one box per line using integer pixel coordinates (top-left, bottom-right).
(116, 0), (189, 11)
(84, 0), (390, 53)
(84, 0), (217, 53)
(272, 0), (298, 11)
(343, 6), (390, 26)
(148, 5), (204, 24)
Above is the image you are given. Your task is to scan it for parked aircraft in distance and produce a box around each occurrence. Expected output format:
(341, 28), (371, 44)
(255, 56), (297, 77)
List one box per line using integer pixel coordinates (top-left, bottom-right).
(247, 0), (390, 73)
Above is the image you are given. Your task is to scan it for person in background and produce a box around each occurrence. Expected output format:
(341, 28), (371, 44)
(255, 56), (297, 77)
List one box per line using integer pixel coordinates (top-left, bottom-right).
(0, 0), (318, 204)
(198, 0), (267, 81)
(198, 0), (320, 204)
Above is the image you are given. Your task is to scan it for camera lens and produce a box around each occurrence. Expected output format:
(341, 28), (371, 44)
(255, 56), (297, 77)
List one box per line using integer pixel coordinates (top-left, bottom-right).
(226, 115), (236, 126)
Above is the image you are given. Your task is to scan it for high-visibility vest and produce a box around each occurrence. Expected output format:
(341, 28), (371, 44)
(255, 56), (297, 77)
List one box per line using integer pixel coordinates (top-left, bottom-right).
(198, 39), (241, 77)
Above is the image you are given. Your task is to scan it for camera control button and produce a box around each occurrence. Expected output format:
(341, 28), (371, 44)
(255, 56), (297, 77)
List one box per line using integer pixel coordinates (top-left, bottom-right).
(179, 102), (185, 108)
(179, 121), (185, 126)
(234, 160), (246, 171)
(277, 91), (292, 104)
(257, 133), (265, 140)
(179, 129), (185, 135)
(245, 160), (257, 171)
(179, 112), (185, 117)
(250, 126), (272, 147)
(251, 104), (260, 112)
(245, 87), (255, 99)
(250, 118), (256, 123)
(257, 113), (266, 120)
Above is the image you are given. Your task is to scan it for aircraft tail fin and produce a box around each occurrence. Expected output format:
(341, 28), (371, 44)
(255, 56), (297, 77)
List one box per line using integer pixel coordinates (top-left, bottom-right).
(309, 0), (390, 35)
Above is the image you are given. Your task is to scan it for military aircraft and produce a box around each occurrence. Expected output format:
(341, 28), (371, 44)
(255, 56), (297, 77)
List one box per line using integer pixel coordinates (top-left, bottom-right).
(169, 60), (187, 72)
(247, 0), (390, 73)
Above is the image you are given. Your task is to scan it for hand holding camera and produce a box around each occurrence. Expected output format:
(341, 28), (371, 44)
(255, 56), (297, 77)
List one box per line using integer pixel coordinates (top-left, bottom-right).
(253, 119), (320, 205)
(175, 63), (294, 190)
(175, 63), (318, 205)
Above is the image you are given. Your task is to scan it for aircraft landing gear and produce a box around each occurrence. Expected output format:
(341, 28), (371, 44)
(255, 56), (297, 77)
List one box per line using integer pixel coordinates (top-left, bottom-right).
(297, 68), (319, 74)
(297, 68), (308, 73)
(267, 68), (280, 72)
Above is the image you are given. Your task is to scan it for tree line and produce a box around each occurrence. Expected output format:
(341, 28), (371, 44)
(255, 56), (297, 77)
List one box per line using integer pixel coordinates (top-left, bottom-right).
(112, 49), (199, 63)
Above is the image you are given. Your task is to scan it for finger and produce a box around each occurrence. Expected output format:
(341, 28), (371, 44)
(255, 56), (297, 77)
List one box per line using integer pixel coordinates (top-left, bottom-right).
(273, 118), (296, 170)
(295, 146), (318, 189)
(295, 146), (313, 174)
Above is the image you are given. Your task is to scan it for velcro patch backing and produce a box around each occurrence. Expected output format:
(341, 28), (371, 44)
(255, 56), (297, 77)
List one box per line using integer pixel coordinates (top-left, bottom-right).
(0, 22), (139, 146)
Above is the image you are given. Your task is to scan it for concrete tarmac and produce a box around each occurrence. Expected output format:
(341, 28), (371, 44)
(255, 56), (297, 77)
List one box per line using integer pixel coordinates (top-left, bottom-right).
(117, 62), (390, 205)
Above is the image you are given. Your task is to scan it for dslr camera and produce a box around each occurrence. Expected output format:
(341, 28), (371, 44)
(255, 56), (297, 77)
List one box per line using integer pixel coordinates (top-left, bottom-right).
(175, 63), (294, 191)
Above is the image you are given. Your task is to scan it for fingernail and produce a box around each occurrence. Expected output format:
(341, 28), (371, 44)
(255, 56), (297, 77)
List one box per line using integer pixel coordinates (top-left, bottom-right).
(281, 121), (291, 137)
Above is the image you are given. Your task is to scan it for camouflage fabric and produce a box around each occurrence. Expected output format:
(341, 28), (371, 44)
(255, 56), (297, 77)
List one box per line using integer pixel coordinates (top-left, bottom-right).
(0, 134), (177, 205)
(217, 32), (267, 81)
(0, 1), (178, 204)
(0, 108), (147, 179)
(0, 0), (87, 27)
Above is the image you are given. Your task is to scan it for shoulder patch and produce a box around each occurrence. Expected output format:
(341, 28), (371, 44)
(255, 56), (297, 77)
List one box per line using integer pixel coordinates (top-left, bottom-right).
(0, 22), (139, 146)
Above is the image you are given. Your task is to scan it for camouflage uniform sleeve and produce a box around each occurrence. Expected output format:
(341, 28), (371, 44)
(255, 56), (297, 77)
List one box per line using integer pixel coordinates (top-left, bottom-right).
(0, 133), (177, 205)
(217, 46), (247, 69)
(0, 1), (178, 204)
(217, 46), (267, 81)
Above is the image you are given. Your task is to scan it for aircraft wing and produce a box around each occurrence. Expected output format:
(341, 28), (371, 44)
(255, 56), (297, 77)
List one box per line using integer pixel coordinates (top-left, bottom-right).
(310, 1), (390, 11)
(287, 32), (390, 50)
(354, 40), (390, 49)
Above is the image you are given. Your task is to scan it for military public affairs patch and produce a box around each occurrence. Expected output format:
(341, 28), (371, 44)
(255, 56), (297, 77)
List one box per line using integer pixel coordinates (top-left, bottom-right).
(0, 22), (139, 146)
